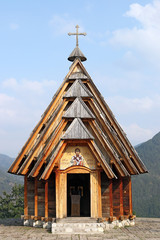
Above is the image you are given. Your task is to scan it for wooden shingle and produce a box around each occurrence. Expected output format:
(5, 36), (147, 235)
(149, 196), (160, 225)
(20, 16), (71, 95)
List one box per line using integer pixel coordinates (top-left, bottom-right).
(63, 79), (93, 98)
(62, 118), (94, 140)
(63, 97), (95, 119)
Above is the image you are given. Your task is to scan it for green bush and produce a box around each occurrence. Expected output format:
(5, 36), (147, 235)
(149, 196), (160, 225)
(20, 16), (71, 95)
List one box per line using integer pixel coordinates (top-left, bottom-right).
(0, 184), (24, 218)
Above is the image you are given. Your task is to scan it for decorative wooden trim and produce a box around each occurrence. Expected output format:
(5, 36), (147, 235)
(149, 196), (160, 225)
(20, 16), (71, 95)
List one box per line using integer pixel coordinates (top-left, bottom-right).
(109, 179), (113, 217)
(58, 165), (92, 174)
(34, 177), (38, 217)
(129, 177), (133, 216)
(24, 176), (28, 216)
(98, 171), (102, 218)
(119, 177), (124, 217)
(45, 180), (48, 219)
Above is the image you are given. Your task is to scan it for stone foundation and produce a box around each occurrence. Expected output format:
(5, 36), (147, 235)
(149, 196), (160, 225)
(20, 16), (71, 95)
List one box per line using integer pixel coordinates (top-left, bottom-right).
(51, 219), (135, 234)
(23, 217), (135, 234)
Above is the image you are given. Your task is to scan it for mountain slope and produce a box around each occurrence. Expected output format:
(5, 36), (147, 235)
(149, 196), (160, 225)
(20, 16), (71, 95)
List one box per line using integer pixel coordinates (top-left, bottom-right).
(0, 154), (23, 196)
(132, 132), (160, 217)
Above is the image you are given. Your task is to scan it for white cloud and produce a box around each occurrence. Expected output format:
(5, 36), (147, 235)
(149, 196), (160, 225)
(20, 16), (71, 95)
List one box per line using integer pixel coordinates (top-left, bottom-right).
(10, 23), (19, 30)
(49, 15), (83, 35)
(110, 0), (160, 67)
(2, 78), (57, 94)
(106, 95), (156, 115)
(123, 123), (154, 145)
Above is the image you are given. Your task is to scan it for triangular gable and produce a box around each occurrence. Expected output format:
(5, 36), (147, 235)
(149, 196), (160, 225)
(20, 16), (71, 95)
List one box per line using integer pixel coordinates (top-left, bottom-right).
(62, 118), (94, 140)
(63, 79), (93, 98)
(63, 97), (95, 119)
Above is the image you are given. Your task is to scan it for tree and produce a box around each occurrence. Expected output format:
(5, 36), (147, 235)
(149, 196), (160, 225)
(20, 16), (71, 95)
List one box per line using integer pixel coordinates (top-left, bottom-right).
(0, 184), (24, 218)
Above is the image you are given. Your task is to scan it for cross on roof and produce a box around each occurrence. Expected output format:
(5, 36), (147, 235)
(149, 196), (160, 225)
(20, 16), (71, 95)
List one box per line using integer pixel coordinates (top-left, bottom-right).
(68, 25), (87, 47)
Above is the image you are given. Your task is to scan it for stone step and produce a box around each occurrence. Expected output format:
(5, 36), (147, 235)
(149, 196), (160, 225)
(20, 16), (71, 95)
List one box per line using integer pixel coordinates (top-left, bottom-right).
(52, 222), (104, 234)
(56, 217), (97, 223)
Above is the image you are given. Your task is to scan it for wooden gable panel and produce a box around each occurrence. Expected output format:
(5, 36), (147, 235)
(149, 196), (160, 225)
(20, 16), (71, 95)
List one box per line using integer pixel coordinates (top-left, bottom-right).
(63, 79), (93, 98)
(63, 97), (95, 119)
(68, 72), (88, 80)
(62, 118), (94, 140)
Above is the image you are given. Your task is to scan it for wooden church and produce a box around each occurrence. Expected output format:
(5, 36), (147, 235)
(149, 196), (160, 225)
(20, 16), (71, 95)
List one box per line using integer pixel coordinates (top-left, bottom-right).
(8, 26), (147, 225)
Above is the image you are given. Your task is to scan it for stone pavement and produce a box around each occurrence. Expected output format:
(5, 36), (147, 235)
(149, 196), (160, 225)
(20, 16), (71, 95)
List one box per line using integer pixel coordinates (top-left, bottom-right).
(0, 218), (160, 240)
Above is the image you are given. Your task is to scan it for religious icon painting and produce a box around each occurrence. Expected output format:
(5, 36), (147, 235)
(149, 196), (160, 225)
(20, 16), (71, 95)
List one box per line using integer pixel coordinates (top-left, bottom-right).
(70, 148), (84, 166)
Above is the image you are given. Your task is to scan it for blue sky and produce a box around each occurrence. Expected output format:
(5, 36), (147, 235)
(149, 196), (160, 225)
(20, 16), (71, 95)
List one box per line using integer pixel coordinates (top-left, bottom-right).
(0, 0), (160, 157)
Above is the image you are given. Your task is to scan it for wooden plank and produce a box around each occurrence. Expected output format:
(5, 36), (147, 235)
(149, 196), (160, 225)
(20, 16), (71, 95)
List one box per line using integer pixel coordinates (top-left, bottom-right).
(20, 101), (68, 175)
(87, 141), (115, 179)
(62, 118), (94, 140)
(87, 81), (146, 173)
(35, 177), (38, 217)
(98, 171), (102, 218)
(45, 180), (48, 218)
(55, 171), (59, 219)
(129, 177), (132, 216)
(63, 79), (93, 98)
(24, 175), (28, 216)
(42, 142), (67, 180)
(63, 97), (95, 119)
(10, 81), (69, 174)
(101, 172), (110, 218)
(120, 178), (124, 216)
(31, 120), (67, 177)
(59, 173), (67, 218)
(89, 121), (128, 176)
(109, 179), (113, 217)
(88, 100), (135, 175)
(90, 171), (98, 218)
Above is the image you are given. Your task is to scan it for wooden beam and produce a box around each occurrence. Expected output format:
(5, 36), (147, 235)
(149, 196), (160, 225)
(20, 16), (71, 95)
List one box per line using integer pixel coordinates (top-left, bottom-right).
(87, 141), (115, 179)
(20, 101), (68, 175)
(59, 173), (67, 218)
(31, 120), (67, 177)
(98, 171), (102, 218)
(88, 101), (136, 175)
(89, 121), (128, 177)
(42, 142), (67, 180)
(55, 171), (60, 219)
(119, 178), (124, 217)
(10, 81), (69, 173)
(129, 177), (133, 216)
(90, 171), (98, 218)
(45, 180), (48, 219)
(109, 179), (113, 217)
(24, 175), (28, 216)
(35, 177), (38, 217)
(87, 81), (145, 173)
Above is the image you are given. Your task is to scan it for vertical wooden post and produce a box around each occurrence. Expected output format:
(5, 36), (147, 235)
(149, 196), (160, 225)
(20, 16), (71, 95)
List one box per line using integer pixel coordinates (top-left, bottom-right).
(129, 177), (133, 216)
(59, 173), (67, 218)
(98, 171), (102, 218)
(45, 180), (48, 219)
(90, 171), (98, 218)
(55, 171), (59, 219)
(120, 177), (124, 217)
(109, 179), (113, 217)
(24, 175), (28, 216)
(35, 177), (38, 217)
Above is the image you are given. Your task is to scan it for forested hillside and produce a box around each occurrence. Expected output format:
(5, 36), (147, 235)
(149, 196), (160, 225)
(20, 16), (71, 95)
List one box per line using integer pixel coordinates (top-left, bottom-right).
(0, 154), (23, 196)
(133, 132), (160, 217)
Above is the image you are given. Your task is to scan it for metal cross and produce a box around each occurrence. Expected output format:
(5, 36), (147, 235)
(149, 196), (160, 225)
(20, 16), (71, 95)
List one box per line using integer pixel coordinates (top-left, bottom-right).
(68, 25), (87, 47)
